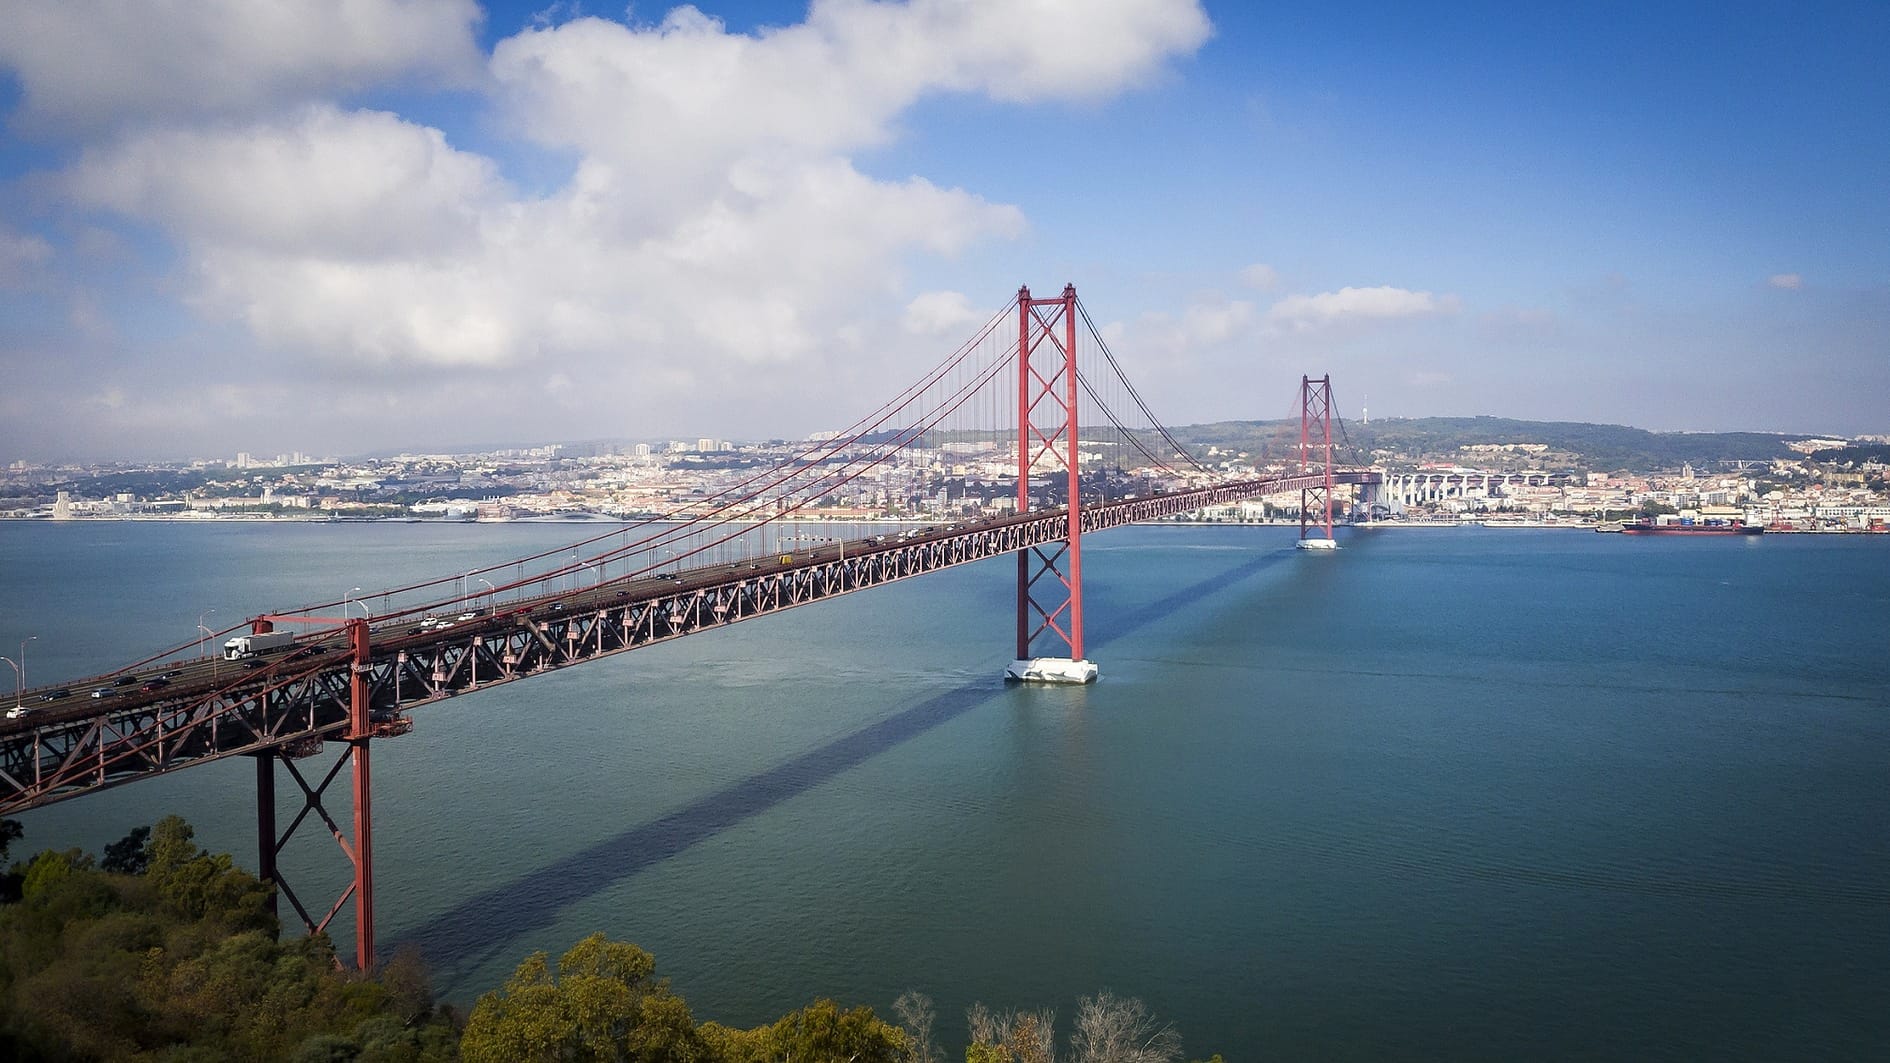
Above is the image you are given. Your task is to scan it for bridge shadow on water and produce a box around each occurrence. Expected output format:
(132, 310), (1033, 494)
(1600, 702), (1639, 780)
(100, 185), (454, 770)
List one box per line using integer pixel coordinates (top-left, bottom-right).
(404, 546), (1292, 984)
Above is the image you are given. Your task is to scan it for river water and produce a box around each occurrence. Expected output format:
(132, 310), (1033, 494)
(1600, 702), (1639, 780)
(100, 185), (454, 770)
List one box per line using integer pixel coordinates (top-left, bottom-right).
(5, 521), (1886, 1060)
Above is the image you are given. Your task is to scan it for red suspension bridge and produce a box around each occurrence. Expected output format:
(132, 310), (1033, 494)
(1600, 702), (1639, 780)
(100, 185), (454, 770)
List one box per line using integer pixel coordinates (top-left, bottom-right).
(1, 285), (1378, 970)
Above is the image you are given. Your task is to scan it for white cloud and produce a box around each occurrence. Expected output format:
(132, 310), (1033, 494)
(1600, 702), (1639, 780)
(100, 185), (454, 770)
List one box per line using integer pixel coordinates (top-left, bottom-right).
(903, 290), (983, 335)
(66, 106), (505, 259)
(14, 0), (1211, 454)
(1110, 291), (1257, 365)
(0, 0), (483, 132)
(1267, 285), (1456, 329)
(1238, 263), (1279, 290)
(489, 1), (1210, 217)
(1768, 273), (1803, 291)
(59, 106), (1022, 372)
(0, 226), (53, 288)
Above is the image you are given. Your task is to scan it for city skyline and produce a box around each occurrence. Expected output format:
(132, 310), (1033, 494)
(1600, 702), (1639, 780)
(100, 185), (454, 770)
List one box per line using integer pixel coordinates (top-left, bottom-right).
(2, 0), (1885, 463)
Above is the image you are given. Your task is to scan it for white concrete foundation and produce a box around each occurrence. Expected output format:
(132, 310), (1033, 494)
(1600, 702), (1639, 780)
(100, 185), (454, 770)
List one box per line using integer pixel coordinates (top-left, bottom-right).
(1296, 537), (1339, 551)
(1004, 657), (1100, 684)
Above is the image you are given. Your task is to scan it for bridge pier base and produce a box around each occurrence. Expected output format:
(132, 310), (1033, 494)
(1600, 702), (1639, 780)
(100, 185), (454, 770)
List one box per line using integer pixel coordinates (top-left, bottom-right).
(1005, 657), (1099, 684)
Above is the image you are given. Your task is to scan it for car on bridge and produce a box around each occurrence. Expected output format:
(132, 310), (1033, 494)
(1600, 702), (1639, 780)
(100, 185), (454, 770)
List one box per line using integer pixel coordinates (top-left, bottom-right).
(38, 689), (71, 702)
(5, 704), (30, 720)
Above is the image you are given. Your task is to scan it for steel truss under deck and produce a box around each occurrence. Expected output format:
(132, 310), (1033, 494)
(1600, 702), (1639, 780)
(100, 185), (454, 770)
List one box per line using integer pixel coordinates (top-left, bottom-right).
(0, 471), (1370, 817)
(0, 467), (1375, 969)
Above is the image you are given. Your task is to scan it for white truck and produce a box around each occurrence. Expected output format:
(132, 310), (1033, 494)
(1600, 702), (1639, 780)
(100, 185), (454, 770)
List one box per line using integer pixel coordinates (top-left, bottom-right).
(222, 630), (297, 660)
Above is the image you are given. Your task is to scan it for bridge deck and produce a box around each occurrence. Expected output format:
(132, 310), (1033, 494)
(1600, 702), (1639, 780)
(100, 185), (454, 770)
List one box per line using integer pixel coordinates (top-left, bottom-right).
(1, 471), (1376, 813)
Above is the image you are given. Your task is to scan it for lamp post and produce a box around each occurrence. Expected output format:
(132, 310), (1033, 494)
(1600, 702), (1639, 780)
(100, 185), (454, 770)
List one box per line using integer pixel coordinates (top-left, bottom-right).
(346, 588), (363, 620)
(1, 656), (19, 710)
(477, 578), (497, 612)
(19, 636), (35, 704)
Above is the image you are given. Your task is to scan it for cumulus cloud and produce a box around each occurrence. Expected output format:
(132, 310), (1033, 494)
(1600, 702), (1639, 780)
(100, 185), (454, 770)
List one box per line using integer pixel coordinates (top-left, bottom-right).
(1112, 291), (1258, 364)
(1768, 273), (1803, 290)
(1239, 263), (1279, 290)
(0, 226), (53, 288)
(1267, 285), (1456, 329)
(489, 1), (1209, 222)
(65, 105), (505, 260)
(903, 290), (983, 335)
(0, 0), (484, 132)
(11, 0), (1212, 455)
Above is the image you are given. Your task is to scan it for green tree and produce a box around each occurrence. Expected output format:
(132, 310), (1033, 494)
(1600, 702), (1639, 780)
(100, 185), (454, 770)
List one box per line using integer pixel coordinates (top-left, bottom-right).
(0, 815), (458, 1061)
(703, 999), (905, 1063)
(144, 814), (274, 929)
(102, 825), (153, 875)
(461, 932), (705, 1063)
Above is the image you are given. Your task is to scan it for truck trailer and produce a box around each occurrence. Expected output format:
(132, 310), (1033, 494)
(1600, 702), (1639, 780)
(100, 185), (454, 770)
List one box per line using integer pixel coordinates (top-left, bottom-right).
(222, 630), (297, 660)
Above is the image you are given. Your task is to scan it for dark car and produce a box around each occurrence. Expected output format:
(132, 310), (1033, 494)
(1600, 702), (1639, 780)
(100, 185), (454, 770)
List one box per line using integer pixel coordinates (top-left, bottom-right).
(161, 669), (184, 678)
(90, 688), (115, 699)
(114, 675), (139, 686)
(38, 688), (71, 701)
(140, 678), (171, 692)
(301, 645), (328, 655)
(244, 659), (269, 670)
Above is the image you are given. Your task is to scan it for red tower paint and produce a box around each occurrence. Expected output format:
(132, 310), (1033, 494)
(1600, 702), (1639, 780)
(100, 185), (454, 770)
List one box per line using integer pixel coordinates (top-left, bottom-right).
(1299, 374), (1336, 541)
(1014, 284), (1086, 663)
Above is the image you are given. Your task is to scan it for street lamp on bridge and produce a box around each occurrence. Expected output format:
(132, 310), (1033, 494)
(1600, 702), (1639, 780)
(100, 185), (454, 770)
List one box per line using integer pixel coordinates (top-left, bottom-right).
(1, 655), (19, 710)
(20, 636), (35, 700)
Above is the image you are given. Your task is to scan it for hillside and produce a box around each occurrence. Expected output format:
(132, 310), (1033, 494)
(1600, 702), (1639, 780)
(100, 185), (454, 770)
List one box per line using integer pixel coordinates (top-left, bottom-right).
(1166, 416), (1801, 473)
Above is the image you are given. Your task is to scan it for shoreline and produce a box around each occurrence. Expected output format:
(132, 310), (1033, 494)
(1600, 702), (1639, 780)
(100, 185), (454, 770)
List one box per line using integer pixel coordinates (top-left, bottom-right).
(3, 514), (1882, 534)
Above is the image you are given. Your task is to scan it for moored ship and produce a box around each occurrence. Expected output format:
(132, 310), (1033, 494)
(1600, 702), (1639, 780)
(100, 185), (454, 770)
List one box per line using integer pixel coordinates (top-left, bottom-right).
(1618, 518), (1763, 536)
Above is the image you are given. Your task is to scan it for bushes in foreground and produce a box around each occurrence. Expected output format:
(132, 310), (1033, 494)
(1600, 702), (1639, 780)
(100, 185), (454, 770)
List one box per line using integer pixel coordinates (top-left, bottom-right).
(0, 815), (458, 1061)
(3, 816), (1214, 1061)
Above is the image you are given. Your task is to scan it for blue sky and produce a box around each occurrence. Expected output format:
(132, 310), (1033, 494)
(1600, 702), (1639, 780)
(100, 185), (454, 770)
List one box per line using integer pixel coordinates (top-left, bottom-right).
(0, 0), (1884, 461)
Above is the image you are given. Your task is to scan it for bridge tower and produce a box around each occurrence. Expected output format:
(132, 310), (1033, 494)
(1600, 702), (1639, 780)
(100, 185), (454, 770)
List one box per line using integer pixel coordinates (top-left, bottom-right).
(1298, 374), (1337, 548)
(1006, 284), (1097, 683)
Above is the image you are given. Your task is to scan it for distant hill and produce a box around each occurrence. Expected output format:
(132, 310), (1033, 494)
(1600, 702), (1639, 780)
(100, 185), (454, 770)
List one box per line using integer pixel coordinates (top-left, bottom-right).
(1166, 416), (1801, 473)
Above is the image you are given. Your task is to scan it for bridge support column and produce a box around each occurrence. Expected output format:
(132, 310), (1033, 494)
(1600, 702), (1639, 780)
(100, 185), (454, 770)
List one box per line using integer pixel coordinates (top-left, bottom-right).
(253, 750), (278, 925)
(1006, 283), (1097, 684)
(252, 617), (377, 971)
(348, 617), (375, 972)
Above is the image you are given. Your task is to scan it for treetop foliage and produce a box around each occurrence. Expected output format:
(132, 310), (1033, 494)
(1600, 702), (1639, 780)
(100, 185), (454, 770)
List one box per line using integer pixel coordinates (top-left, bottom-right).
(0, 815), (459, 1062)
(2, 815), (1219, 1062)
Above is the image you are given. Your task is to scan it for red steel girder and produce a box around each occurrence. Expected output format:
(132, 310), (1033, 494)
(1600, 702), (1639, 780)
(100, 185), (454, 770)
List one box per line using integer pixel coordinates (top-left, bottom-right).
(0, 470), (1383, 819)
